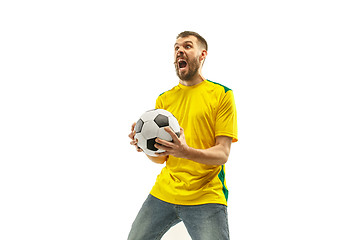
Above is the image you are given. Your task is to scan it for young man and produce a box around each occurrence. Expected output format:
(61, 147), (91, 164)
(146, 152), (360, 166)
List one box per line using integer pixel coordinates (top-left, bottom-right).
(128, 31), (237, 240)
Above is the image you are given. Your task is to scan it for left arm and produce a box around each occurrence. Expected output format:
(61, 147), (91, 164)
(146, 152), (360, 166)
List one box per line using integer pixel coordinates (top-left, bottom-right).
(155, 127), (233, 166)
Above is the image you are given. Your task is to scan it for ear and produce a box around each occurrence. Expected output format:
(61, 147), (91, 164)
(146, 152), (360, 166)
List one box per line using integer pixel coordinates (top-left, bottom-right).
(199, 49), (207, 62)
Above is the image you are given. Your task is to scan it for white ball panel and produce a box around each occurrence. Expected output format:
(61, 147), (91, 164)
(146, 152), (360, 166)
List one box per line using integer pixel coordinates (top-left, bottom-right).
(143, 148), (164, 157)
(157, 128), (173, 142)
(143, 148), (156, 157)
(169, 116), (181, 133)
(140, 109), (158, 122)
(134, 133), (146, 151)
(155, 109), (172, 117)
(141, 121), (159, 139)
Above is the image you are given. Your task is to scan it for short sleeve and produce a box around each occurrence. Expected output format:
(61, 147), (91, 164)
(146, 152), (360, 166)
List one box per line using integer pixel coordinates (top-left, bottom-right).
(155, 95), (164, 109)
(215, 90), (238, 142)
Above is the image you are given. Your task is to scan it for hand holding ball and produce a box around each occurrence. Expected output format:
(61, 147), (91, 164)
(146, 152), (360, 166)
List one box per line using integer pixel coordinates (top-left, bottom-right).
(134, 109), (180, 157)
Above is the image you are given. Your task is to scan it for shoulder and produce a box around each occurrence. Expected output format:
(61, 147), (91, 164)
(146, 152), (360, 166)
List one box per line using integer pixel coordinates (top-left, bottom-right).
(205, 80), (236, 107)
(205, 79), (232, 94)
(205, 80), (234, 101)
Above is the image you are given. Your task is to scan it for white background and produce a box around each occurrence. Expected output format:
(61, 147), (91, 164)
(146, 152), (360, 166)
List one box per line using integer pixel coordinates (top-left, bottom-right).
(1, 0), (359, 239)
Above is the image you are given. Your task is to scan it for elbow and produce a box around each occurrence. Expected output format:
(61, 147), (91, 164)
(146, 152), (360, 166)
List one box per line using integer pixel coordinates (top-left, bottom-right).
(221, 155), (229, 165)
(217, 151), (229, 165)
(214, 137), (232, 165)
(152, 159), (166, 164)
(220, 148), (230, 165)
(147, 155), (168, 164)
(223, 156), (229, 165)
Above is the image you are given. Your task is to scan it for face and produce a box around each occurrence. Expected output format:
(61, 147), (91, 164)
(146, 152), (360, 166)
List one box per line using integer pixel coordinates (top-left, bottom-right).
(174, 36), (204, 81)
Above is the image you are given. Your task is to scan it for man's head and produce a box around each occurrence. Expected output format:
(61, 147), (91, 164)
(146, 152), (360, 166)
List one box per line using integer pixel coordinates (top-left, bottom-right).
(174, 31), (208, 81)
(177, 31), (208, 51)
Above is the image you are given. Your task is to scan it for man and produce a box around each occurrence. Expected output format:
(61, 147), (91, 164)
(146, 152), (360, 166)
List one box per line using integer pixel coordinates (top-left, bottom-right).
(128, 31), (237, 240)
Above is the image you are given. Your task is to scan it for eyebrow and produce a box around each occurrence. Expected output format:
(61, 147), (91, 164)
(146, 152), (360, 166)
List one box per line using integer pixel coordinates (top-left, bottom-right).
(174, 41), (194, 47)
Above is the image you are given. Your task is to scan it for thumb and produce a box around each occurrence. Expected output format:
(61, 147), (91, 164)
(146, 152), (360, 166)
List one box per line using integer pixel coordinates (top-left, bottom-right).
(180, 127), (184, 136)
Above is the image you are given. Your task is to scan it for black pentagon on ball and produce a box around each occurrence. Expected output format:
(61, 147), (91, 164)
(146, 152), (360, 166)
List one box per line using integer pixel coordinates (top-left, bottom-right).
(147, 138), (158, 151)
(135, 119), (144, 133)
(154, 114), (169, 128)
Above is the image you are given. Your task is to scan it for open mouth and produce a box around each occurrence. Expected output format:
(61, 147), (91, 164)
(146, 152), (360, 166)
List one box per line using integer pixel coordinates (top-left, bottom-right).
(178, 59), (187, 69)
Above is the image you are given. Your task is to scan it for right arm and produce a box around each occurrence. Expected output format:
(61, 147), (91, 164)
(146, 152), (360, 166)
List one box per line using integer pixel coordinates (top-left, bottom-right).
(146, 155), (168, 164)
(129, 122), (168, 164)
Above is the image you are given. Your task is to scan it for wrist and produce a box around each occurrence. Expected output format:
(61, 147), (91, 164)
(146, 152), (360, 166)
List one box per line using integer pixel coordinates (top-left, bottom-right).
(182, 145), (194, 160)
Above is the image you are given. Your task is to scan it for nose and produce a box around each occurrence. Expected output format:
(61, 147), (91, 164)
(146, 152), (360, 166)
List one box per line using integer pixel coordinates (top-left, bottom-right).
(176, 48), (185, 57)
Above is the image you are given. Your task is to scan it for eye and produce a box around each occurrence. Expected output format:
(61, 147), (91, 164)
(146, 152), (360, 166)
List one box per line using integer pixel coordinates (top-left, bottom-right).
(175, 46), (179, 51)
(186, 45), (191, 49)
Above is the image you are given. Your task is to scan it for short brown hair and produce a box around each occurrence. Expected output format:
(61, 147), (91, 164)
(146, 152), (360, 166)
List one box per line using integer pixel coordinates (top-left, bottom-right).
(176, 31), (208, 51)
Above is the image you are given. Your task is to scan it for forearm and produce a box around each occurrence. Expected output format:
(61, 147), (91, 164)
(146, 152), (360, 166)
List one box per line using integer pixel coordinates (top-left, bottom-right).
(183, 144), (229, 166)
(146, 155), (168, 164)
(154, 128), (233, 166)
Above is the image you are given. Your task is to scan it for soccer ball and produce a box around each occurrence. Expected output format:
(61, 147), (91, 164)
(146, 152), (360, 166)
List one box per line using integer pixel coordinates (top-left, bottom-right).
(134, 109), (181, 157)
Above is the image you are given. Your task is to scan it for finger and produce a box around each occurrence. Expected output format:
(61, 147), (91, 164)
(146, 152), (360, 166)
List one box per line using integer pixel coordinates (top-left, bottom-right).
(129, 132), (135, 140)
(155, 143), (172, 151)
(155, 138), (173, 147)
(129, 123), (137, 140)
(130, 138), (139, 145)
(164, 127), (180, 143)
(131, 122), (136, 132)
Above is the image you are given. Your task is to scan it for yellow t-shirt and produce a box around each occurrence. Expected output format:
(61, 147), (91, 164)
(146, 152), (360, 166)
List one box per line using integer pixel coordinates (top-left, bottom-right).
(150, 79), (238, 206)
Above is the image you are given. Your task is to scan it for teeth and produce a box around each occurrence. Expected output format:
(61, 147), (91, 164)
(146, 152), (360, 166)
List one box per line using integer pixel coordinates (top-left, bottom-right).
(178, 59), (186, 63)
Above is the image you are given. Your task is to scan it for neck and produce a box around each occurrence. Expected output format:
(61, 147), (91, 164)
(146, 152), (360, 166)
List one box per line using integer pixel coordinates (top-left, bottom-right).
(179, 73), (205, 86)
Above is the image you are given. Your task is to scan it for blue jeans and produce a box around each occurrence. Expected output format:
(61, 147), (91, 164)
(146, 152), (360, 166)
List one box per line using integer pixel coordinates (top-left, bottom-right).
(128, 194), (230, 240)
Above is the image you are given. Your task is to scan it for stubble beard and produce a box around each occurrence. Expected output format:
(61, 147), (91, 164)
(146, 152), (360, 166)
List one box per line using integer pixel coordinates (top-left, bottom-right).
(175, 58), (201, 81)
